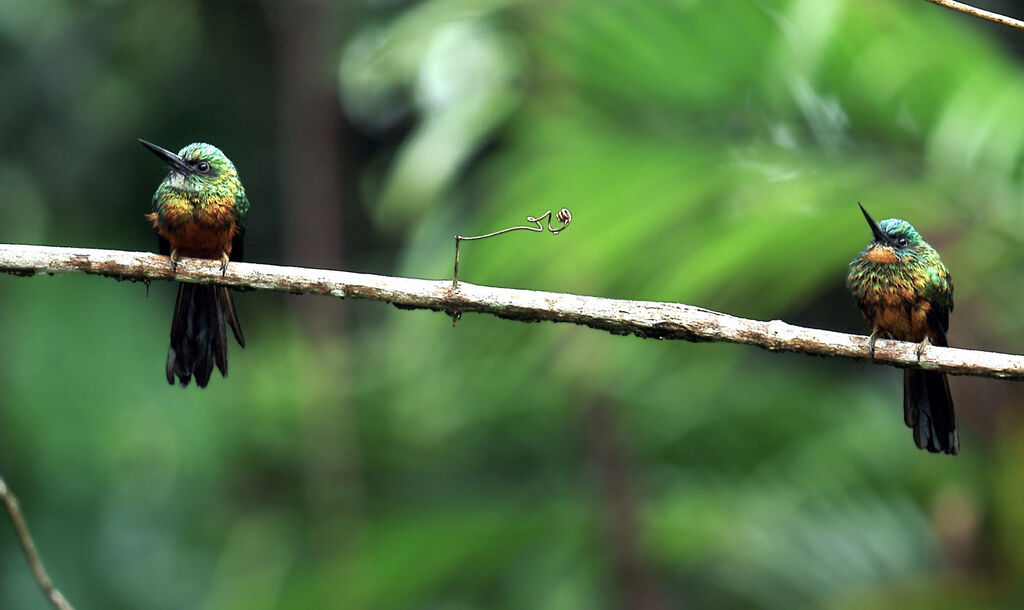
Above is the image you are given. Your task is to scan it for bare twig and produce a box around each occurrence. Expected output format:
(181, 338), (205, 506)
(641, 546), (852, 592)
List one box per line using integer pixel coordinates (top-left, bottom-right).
(923, 0), (1024, 31)
(0, 475), (75, 610)
(2, 242), (1024, 380)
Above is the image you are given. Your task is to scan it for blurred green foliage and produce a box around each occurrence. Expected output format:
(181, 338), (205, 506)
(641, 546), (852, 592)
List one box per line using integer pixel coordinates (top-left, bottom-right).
(3, 0), (1024, 608)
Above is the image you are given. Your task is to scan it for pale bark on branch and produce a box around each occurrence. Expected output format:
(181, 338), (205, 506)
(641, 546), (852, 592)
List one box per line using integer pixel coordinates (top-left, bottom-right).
(923, 0), (1024, 31)
(2, 243), (1024, 381)
(0, 476), (75, 610)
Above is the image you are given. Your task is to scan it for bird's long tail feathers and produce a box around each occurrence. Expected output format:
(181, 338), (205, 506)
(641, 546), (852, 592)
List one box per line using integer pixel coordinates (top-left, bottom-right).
(166, 283), (245, 388)
(903, 369), (958, 455)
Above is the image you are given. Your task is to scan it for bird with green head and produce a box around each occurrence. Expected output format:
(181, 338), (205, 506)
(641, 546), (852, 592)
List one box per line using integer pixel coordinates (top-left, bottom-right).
(847, 203), (958, 455)
(140, 139), (248, 388)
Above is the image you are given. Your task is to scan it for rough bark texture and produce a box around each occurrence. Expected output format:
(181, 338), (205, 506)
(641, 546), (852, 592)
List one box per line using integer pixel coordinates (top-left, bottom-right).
(3, 243), (1024, 380)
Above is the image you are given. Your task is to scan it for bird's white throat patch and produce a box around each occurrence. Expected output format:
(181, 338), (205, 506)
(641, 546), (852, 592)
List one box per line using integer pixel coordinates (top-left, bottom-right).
(165, 172), (202, 192)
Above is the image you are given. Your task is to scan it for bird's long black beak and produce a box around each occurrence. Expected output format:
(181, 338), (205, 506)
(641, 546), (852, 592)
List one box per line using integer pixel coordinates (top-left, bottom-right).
(858, 202), (888, 244)
(139, 139), (191, 174)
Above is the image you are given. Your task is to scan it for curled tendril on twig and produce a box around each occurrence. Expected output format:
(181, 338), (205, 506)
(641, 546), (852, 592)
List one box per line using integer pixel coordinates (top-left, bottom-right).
(448, 208), (572, 326)
(452, 208), (572, 289)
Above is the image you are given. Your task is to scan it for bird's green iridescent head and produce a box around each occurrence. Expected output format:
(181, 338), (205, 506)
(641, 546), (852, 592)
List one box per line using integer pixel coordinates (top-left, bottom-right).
(875, 218), (923, 247)
(856, 202), (930, 262)
(140, 139), (246, 208)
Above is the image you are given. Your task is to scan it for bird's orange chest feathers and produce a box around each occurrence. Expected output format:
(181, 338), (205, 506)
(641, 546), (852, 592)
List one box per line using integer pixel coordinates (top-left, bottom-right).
(862, 297), (933, 343)
(862, 244), (902, 264)
(146, 195), (239, 259)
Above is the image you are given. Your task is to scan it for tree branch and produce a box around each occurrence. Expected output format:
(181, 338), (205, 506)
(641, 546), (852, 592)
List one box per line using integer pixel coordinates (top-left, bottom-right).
(924, 0), (1024, 31)
(0, 475), (75, 610)
(2, 243), (1024, 380)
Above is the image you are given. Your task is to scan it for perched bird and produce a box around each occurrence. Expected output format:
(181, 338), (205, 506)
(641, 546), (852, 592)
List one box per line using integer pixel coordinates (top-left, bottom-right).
(848, 203), (958, 455)
(140, 139), (248, 388)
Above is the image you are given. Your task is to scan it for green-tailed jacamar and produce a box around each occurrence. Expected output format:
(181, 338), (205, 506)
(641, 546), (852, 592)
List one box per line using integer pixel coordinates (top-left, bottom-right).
(848, 203), (958, 455)
(141, 139), (248, 388)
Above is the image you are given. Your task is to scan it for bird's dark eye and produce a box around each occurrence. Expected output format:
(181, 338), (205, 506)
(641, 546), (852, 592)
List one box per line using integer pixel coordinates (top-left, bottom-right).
(197, 161), (210, 173)
(896, 237), (908, 247)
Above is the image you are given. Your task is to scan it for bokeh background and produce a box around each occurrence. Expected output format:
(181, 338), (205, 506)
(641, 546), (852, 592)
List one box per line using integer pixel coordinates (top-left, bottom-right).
(3, 0), (1024, 608)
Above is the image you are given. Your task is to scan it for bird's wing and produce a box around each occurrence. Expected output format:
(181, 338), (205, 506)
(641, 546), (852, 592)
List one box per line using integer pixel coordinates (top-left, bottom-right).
(234, 190), (250, 221)
(926, 307), (949, 347)
(150, 191), (171, 255)
(925, 263), (953, 346)
(231, 190), (248, 262)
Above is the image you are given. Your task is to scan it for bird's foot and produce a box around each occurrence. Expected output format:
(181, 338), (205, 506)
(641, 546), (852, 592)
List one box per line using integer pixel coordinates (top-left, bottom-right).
(219, 252), (229, 276)
(916, 336), (931, 362)
(169, 249), (179, 273)
(867, 329), (878, 359)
